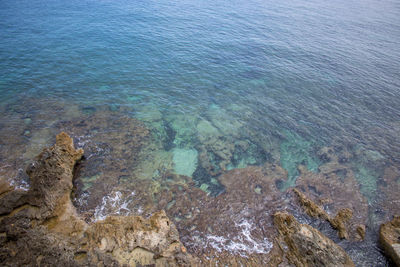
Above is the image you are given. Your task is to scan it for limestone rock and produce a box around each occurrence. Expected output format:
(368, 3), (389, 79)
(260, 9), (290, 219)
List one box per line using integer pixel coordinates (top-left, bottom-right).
(380, 216), (400, 265)
(57, 111), (150, 214)
(295, 165), (368, 241)
(274, 212), (355, 267)
(0, 132), (197, 266)
(293, 188), (354, 240)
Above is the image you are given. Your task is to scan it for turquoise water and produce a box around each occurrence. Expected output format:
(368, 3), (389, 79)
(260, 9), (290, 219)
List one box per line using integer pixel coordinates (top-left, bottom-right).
(1, 0), (400, 265)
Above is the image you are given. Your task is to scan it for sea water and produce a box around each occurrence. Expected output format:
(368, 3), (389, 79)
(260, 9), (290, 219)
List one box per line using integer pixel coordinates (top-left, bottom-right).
(1, 0), (400, 265)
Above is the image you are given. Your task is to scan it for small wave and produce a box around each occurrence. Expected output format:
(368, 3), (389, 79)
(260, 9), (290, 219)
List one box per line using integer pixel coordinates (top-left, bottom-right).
(205, 219), (273, 257)
(93, 191), (136, 221)
(8, 168), (29, 191)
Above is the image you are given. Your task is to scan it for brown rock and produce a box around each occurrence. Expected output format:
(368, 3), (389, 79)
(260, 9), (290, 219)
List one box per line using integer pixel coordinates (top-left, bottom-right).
(355, 224), (366, 241)
(293, 189), (354, 239)
(57, 111), (150, 214)
(380, 216), (400, 265)
(0, 132), (197, 266)
(295, 165), (368, 240)
(274, 212), (355, 267)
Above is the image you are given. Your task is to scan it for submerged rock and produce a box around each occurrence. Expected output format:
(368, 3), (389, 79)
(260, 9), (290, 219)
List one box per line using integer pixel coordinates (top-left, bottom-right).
(0, 132), (197, 266)
(0, 131), (375, 266)
(274, 212), (355, 267)
(379, 165), (400, 220)
(172, 148), (198, 177)
(279, 130), (320, 189)
(380, 216), (400, 265)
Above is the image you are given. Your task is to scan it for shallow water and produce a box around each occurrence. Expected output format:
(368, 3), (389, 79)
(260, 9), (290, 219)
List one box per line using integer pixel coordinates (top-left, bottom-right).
(1, 0), (400, 265)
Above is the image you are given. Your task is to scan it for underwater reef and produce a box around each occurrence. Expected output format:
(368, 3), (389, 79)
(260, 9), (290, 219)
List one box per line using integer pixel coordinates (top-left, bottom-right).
(1, 132), (399, 266)
(0, 99), (398, 266)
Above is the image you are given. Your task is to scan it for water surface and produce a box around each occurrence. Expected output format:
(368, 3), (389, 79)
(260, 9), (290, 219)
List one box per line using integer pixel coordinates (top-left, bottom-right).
(1, 0), (400, 265)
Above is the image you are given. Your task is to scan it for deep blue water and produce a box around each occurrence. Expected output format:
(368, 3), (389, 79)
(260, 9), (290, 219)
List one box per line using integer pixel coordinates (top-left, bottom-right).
(1, 0), (400, 156)
(1, 0), (400, 265)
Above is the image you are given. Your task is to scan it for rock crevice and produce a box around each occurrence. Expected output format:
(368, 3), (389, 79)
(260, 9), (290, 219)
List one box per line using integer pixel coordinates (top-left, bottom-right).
(0, 132), (198, 266)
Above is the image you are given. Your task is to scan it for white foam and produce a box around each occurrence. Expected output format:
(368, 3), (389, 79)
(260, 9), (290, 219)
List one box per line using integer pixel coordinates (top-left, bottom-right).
(205, 218), (273, 257)
(74, 135), (105, 159)
(75, 134), (92, 148)
(76, 191), (89, 206)
(8, 168), (29, 191)
(93, 191), (135, 221)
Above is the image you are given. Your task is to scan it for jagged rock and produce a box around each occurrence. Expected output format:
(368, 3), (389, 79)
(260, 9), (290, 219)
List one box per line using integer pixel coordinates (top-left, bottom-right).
(274, 212), (355, 267)
(86, 210), (196, 266)
(0, 132), (197, 266)
(109, 163), (362, 266)
(295, 165), (368, 240)
(379, 216), (400, 265)
(293, 188), (354, 240)
(57, 110), (150, 214)
(355, 224), (366, 241)
(157, 164), (291, 266)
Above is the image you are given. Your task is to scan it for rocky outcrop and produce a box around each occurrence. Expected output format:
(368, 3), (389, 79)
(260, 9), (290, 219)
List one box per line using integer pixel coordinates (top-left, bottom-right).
(294, 188), (354, 240)
(0, 132), (197, 266)
(380, 216), (400, 265)
(57, 111), (150, 214)
(274, 212), (355, 267)
(95, 163), (364, 266)
(295, 164), (368, 241)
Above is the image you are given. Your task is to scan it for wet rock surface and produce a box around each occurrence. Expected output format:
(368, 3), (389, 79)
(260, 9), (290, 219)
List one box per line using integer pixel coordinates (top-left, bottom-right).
(57, 111), (150, 214)
(295, 164), (369, 241)
(0, 133), (197, 266)
(101, 164), (364, 266)
(380, 216), (400, 266)
(0, 132), (366, 267)
(274, 212), (355, 267)
(294, 188), (355, 240)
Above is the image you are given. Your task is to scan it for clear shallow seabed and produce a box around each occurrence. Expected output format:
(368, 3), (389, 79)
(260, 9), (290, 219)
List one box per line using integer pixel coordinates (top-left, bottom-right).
(1, 0), (400, 265)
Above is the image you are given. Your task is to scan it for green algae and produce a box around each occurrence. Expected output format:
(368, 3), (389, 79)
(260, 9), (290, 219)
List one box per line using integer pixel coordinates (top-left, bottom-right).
(134, 149), (173, 180)
(172, 148), (198, 177)
(279, 130), (320, 189)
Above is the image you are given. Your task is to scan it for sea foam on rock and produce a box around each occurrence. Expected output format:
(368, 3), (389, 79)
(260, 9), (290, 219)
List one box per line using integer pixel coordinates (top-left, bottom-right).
(0, 132), (369, 267)
(0, 132), (198, 266)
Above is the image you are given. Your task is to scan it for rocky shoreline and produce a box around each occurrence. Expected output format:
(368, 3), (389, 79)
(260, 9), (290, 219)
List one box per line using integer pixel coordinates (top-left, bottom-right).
(0, 132), (399, 266)
(0, 133), (197, 266)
